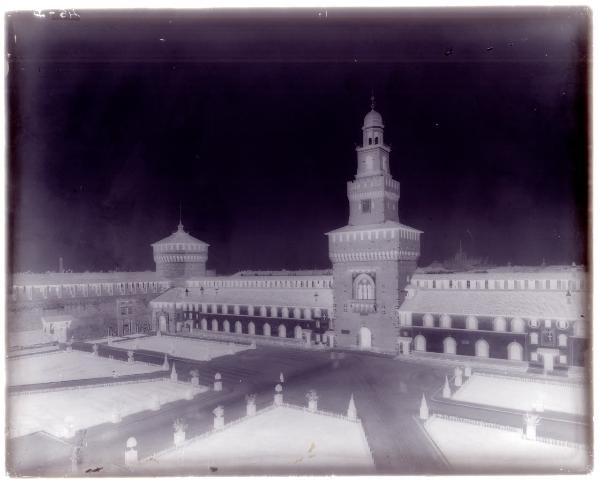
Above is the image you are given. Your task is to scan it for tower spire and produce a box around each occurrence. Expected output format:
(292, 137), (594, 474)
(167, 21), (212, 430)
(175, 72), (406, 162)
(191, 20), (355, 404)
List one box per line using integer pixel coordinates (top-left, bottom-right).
(178, 201), (183, 231)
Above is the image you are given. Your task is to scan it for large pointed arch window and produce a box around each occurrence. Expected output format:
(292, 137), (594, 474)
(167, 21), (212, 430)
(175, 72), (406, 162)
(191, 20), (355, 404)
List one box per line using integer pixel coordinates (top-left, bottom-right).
(354, 273), (375, 300)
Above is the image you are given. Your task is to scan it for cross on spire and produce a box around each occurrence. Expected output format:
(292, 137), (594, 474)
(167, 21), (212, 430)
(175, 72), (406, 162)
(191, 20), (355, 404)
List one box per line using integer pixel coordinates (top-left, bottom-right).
(370, 90), (376, 110)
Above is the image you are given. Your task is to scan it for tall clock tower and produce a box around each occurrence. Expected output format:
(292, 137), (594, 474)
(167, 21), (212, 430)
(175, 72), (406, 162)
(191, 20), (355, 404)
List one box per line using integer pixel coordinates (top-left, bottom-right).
(326, 96), (422, 352)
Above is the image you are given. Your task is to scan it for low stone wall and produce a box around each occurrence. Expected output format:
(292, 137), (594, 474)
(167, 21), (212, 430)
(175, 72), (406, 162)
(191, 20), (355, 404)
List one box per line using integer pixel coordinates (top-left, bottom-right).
(9, 376), (175, 398)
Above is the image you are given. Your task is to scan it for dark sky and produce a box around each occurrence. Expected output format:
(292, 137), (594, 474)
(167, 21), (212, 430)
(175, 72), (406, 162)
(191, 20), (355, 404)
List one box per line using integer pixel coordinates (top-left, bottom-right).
(7, 8), (590, 274)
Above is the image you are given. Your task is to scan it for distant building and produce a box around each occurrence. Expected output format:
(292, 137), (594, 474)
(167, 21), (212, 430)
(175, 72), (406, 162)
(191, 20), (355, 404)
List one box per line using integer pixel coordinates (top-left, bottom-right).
(397, 266), (589, 371)
(150, 272), (334, 343)
(7, 97), (589, 370)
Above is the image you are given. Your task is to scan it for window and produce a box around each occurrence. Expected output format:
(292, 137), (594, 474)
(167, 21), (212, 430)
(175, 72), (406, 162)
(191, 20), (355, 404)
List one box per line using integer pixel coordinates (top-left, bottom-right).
(530, 332), (538, 344)
(374, 137), (379, 144)
(354, 274), (375, 300)
(361, 199), (372, 213)
(558, 334), (568, 347)
(542, 328), (555, 346)
(466, 280), (471, 289)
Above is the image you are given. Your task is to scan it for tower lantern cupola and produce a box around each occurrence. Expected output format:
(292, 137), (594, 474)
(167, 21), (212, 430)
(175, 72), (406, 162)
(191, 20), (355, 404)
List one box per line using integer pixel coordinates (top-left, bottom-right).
(362, 94), (385, 147)
(355, 94), (392, 179)
(347, 95), (399, 225)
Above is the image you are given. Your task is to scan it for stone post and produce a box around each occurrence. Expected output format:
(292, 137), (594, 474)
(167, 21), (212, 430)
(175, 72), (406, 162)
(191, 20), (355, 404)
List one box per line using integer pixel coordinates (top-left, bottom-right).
(246, 394), (257, 416)
(92, 344), (98, 356)
(162, 354), (169, 370)
(170, 362), (178, 382)
(127, 350), (134, 364)
(190, 370), (200, 386)
(523, 413), (540, 441)
(442, 376), (451, 398)
(213, 406), (225, 430)
(306, 390), (318, 412)
(274, 384), (283, 406)
(125, 437), (138, 466)
(173, 419), (187, 447)
(347, 394), (357, 421)
(419, 394), (429, 421)
(454, 369), (463, 387)
(213, 372), (223, 391)
(464, 365), (472, 378)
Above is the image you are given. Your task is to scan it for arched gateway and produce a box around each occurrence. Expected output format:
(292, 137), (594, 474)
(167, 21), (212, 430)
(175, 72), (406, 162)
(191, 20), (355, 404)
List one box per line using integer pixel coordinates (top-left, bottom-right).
(359, 326), (372, 350)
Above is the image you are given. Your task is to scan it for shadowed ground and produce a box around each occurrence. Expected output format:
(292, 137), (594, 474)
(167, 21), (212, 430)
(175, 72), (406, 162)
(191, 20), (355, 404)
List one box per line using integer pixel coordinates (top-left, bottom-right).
(7, 344), (449, 476)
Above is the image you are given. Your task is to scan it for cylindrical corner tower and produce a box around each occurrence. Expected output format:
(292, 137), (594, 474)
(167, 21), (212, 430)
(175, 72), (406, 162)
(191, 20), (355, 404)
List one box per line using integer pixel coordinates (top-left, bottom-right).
(151, 221), (209, 282)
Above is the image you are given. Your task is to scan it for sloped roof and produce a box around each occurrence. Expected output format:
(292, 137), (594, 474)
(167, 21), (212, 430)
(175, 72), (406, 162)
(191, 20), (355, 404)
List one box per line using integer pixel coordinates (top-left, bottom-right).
(152, 224), (209, 247)
(12, 271), (166, 286)
(400, 288), (588, 320)
(326, 221), (422, 235)
(414, 266), (586, 279)
(151, 286), (334, 309)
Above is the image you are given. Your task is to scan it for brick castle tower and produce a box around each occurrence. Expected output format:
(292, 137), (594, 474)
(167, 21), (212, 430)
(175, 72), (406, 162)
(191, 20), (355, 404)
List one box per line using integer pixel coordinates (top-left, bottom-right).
(326, 96), (422, 351)
(151, 218), (209, 285)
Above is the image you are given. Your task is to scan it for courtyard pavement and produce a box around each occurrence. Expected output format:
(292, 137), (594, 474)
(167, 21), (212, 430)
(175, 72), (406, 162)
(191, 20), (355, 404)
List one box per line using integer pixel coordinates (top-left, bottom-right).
(7, 343), (450, 476)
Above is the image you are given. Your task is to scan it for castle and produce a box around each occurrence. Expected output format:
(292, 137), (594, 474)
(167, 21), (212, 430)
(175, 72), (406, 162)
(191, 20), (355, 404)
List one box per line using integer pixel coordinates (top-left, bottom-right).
(8, 98), (588, 370)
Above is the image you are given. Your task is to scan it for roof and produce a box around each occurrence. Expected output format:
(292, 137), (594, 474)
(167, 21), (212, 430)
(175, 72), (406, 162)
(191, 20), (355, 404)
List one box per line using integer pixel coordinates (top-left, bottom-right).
(150, 286), (334, 308)
(326, 221), (422, 235)
(151, 224), (209, 247)
(363, 108), (383, 128)
(12, 271), (167, 286)
(231, 269), (333, 277)
(413, 266), (587, 280)
(399, 288), (588, 320)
